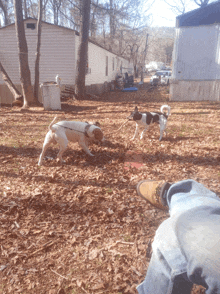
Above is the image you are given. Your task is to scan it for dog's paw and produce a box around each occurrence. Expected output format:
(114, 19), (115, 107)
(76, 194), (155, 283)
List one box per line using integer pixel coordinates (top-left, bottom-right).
(57, 158), (66, 164)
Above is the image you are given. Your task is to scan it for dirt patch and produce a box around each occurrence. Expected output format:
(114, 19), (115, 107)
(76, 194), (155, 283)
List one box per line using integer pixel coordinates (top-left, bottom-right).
(0, 84), (219, 293)
(124, 151), (144, 170)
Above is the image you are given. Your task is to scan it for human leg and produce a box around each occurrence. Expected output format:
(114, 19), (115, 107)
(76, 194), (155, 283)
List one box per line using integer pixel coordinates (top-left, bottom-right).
(136, 179), (220, 294)
(176, 206), (220, 293)
(137, 216), (191, 294)
(136, 179), (219, 213)
(165, 179), (219, 216)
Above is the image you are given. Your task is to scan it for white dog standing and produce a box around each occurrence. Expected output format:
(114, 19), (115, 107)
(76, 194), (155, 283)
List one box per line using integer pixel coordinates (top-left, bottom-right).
(38, 117), (104, 166)
(127, 105), (171, 141)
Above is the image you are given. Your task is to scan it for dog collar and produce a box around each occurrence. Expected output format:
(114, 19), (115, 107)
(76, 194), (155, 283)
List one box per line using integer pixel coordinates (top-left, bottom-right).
(84, 124), (91, 137)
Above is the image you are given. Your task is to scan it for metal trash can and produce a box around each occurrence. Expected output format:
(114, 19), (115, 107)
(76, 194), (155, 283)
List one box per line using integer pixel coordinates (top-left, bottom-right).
(40, 82), (61, 110)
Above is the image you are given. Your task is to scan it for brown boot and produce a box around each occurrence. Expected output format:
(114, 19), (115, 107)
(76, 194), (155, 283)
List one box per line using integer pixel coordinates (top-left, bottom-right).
(136, 180), (171, 210)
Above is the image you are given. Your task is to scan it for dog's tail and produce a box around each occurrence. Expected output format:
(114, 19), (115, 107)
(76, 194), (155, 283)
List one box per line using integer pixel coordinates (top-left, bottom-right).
(160, 105), (171, 116)
(48, 116), (57, 132)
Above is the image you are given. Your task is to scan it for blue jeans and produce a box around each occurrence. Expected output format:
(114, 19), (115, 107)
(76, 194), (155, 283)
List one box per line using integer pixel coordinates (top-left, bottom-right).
(137, 180), (220, 294)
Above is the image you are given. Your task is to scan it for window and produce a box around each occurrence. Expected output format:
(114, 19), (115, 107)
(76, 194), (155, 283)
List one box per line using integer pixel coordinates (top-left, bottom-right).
(26, 23), (36, 30)
(106, 56), (108, 76)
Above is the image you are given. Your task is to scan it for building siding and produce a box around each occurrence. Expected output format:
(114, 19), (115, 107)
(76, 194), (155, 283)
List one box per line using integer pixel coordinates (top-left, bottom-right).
(172, 25), (220, 81)
(171, 24), (220, 101)
(170, 80), (220, 101)
(0, 19), (131, 104)
(0, 19), (76, 86)
(84, 40), (130, 86)
(0, 24), (20, 84)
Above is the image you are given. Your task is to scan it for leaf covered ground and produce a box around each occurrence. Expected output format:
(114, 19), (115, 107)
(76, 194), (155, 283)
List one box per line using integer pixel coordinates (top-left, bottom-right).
(0, 85), (220, 294)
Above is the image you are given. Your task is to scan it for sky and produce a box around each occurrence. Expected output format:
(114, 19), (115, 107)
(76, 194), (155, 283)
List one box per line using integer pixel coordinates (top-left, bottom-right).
(147, 0), (199, 27)
(0, 0), (213, 29)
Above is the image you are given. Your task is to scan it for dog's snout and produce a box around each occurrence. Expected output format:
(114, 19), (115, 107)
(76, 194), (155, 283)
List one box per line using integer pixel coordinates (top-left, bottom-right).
(93, 128), (104, 141)
(127, 114), (133, 120)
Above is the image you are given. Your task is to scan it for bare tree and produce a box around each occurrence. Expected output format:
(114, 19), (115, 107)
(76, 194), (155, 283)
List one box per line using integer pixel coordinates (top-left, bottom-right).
(23, 0), (28, 18)
(75, 0), (91, 99)
(164, 0), (187, 14)
(109, 0), (114, 37)
(14, 0), (35, 108)
(164, 0), (213, 16)
(21, 0), (39, 18)
(49, 0), (62, 24)
(193, 0), (210, 7)
(34, 0), (43, 105)
(0, 61), (23, 102)
(42, 0), (50, 20)
(0, 0), (12, 25)
(145, 27), (175, 65)
(90, 0), (98, 37)
(117, 23), (150, 75)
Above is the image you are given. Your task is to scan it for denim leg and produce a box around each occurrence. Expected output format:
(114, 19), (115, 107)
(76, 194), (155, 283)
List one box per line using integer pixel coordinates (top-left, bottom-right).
(176, 206), (220, 294)
(137, 254), (193, 294)
(166, 180), (219, 217)
(137, 248), (171, 294)
(167, 180), (220, 292)
(137, 180), (220, 294)
(137, 217), (188, 294)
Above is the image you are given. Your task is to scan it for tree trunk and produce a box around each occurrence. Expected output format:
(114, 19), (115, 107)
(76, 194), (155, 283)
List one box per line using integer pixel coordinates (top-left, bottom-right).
(90, 8), (96, 38)
(0, 0), (10, 26)
(75, 0), (91, 100)
(109, 0), (115, 37)
(14, 0), (35, 108)
(0, 61), (23, 101)
(141, 33), (149, 81)
(23, 0), (28, 19)
(33, 0), (43, 105)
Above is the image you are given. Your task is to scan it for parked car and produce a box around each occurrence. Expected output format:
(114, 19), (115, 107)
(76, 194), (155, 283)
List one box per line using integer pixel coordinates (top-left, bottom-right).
(150, 70), (172, 86)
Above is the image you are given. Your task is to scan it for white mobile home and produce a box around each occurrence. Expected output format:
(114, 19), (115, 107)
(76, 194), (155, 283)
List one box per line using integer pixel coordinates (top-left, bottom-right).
(170, 1), (220, 101)
(0, 18), (131, 104)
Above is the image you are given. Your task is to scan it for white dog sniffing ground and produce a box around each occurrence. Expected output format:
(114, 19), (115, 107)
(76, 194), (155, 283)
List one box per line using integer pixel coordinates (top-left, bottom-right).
(38, 117), (104, 166)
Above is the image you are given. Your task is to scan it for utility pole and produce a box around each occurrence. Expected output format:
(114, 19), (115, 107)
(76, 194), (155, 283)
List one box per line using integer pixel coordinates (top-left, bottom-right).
(141, 33), (149, 82)
(143, 33), (149, 66)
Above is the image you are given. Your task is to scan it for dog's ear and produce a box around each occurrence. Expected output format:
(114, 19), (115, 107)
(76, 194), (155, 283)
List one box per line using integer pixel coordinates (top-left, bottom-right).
(92, 129), (103, 141)
(94, 121), (101, 127)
